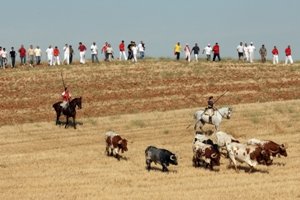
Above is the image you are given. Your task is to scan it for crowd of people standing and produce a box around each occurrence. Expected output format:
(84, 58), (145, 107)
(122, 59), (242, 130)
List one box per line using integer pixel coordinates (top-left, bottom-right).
(0, 40), (296, 69)
(0, 40), (146, 69)
(174, 41), (295, 65)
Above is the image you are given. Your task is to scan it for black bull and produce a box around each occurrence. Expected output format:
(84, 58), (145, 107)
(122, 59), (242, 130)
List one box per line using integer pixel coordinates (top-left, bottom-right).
(145, 146), (178, 172)
(52, 97), (82, 129)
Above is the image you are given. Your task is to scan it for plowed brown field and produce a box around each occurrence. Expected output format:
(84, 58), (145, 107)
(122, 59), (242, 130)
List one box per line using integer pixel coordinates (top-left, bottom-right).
(0, 60), (300, 200)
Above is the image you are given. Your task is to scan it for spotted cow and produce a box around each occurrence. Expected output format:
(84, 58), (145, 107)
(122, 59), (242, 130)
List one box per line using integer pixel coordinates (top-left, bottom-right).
(226, 142), (273, 173)
(105, 131), (128, 160)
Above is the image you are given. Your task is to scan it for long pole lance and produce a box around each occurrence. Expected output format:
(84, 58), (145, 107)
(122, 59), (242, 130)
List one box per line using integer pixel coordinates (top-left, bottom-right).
(214, 90), (228, 105)
(61, 71), (66, 89)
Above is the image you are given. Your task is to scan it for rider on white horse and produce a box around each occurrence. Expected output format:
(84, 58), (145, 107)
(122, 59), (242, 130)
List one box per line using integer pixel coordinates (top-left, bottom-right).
(204, 96), (215, 117)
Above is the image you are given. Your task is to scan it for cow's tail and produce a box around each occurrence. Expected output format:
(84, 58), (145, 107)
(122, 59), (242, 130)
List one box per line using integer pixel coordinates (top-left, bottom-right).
(186, 123), (193, 129)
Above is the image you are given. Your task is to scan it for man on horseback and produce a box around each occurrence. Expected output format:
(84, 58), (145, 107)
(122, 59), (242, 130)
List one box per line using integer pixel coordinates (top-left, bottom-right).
(204, 96), (215, 117)
(60, 87), (72, 110)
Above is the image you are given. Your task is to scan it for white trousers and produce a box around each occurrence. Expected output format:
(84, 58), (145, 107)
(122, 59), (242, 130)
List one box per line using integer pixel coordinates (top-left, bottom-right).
(249, 52), (254, 63)
(63, 53), (70, 65)
(285, 55), (293, 64)
(194, 54), (198, 61)
(47, 55), (53, 66)
(119, 51), (127, 60)
(132, 53), (137, 62)
(244, 52), (249, 62)
(272, 55), (279, 64)
(185, 52), (191, 62)
(53, 56), (60, 65)
(80, 51), (86, 64)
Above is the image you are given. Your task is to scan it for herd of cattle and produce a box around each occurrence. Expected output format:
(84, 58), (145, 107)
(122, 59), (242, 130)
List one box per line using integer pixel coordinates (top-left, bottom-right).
(104, 123), (288, 173)
(192, 131), (287, 172)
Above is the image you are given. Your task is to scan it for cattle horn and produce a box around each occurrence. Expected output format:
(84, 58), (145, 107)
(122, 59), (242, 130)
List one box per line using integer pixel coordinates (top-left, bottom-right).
(269, 149), (278, 154)
(211, 153), (217, 158)
(170, 155), (176, 161)
(281, 143), (288, 149)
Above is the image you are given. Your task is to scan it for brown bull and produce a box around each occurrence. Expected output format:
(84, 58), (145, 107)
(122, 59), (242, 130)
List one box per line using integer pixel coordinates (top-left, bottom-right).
(105, 131), (128, 160)
(193, 141), (221, 170)
(247, 138), (287, 158)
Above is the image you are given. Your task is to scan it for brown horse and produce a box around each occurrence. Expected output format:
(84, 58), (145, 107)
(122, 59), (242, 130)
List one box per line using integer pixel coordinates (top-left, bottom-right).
(52, 97), (82, 129)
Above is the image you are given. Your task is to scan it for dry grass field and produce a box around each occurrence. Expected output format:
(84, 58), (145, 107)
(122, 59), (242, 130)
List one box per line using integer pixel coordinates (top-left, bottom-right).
(0, 60), (300, 200)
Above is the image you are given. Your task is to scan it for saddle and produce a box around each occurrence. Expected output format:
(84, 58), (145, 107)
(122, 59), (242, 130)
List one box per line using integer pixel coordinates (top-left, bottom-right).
(61, 104), (71, 113)
(204, 108), (214, 124)
(204, 108), (214, 116)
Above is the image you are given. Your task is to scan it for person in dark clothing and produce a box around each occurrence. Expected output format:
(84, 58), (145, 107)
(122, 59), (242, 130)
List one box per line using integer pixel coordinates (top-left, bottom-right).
(204, 96), (215, 117)
(69, 45), (74, 64)
(10, 47), (16, 68)
(191, 43), (200, 62)
(127, 41), (134, 60)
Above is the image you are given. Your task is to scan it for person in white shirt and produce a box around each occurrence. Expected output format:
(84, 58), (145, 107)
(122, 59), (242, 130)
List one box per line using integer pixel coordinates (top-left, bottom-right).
(203, 44), (212, 61)
(236, 42), (244, 61)
(137, 41), (145, 59)
(131, 43), (138, 62)
(1, 48), (8, 68)
(63, 44), (70, 65)
(90, 42), (99, 63)
(248, 42), (256, 63)
(106, 44), (114, 61)
(243, 43), (249, 62)
(184, 44), (191, 62)
(34, 46), (42, 65)
(45, 45), (54, 66)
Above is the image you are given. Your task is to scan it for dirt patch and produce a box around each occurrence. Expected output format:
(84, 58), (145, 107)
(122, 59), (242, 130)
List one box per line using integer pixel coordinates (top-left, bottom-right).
(0, 60), (299, 126)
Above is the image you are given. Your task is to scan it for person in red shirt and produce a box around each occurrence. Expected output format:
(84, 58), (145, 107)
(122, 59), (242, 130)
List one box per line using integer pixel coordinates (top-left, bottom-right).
(119, 40), (127, 60)
(53, 46), (60, 65)
(18, 44), (26, 66)
(284, 45), (293, 64)
(212, 43), (221, 61)
(78, 42), (87, 64)
(101, 42), (109, 61)
(60, 87), (72, 109)
(272, 46), (279, 65)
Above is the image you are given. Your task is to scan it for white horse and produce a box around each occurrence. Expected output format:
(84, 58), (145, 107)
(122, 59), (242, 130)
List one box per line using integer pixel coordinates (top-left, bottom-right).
(194, 107), (232, 131)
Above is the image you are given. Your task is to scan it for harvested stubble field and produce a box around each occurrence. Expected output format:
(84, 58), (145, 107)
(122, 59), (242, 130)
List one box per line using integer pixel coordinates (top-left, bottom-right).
(0, 60), (300, 200)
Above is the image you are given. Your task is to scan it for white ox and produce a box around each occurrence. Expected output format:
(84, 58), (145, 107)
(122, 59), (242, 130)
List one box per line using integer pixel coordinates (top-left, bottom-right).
(226, 142), (273, 173)
(215, 131), (239, 147)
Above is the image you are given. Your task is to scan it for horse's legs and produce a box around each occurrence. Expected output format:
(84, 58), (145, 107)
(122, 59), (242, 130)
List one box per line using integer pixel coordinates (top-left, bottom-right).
(56, 111), (61, 125)
(73, 115), (76, 129)
(65, 116), (69, 128)
(194, 120), (201, 130)
(215, 124), (219, 132)
(195, 121), (204, 131)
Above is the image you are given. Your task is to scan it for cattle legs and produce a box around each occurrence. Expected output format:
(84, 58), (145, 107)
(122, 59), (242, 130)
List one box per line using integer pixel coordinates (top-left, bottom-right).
(146, 159), (151, 171)
(162, 163), (169, 172)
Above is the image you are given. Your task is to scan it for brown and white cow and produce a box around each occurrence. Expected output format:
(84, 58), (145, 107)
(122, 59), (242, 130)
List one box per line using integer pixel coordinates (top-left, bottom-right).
(247, 138), (288, 158)
(226, 142), (273, 173)
(105, 131), (128, 160)
(193, 141), (221, 170)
